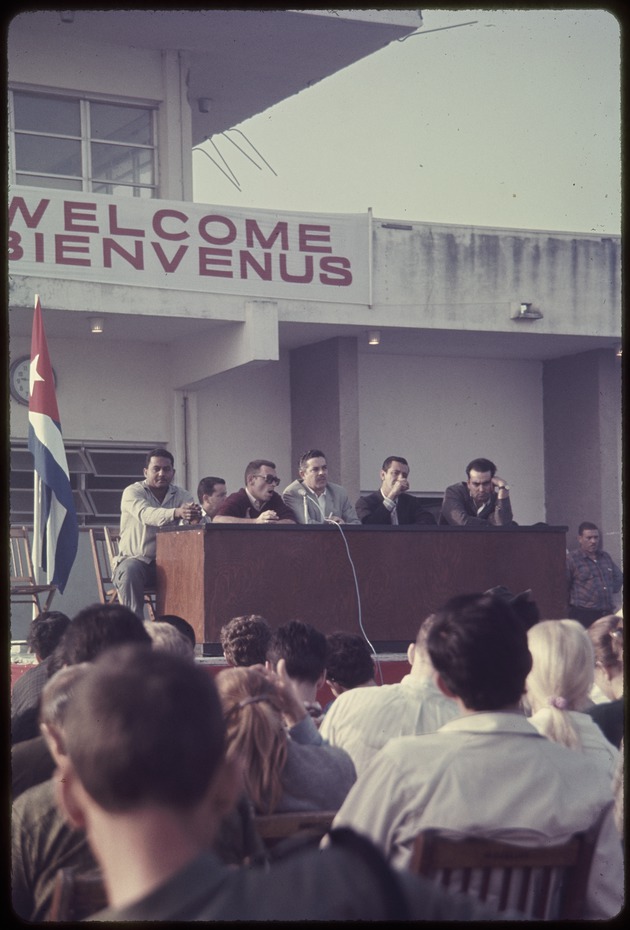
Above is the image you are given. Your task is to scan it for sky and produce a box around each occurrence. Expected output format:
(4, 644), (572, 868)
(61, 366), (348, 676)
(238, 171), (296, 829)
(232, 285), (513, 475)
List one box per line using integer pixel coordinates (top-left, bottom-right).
(192, 7), (621, 235)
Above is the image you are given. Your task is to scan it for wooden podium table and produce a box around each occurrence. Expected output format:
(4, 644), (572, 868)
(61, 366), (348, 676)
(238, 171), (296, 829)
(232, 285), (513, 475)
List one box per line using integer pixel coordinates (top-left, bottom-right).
(156, 523), (568, 652)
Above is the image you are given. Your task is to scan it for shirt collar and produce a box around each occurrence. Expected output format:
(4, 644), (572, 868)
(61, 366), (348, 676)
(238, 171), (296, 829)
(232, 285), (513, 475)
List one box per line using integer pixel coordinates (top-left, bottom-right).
(438, 710), (544, 737)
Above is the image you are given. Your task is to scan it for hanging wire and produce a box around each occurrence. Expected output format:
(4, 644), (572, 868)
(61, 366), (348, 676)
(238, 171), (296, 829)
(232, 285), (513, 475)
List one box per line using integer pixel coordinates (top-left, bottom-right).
(223, 129), (278, 177)
(192, 141), (242, 191)
(398, 21), (478, 40)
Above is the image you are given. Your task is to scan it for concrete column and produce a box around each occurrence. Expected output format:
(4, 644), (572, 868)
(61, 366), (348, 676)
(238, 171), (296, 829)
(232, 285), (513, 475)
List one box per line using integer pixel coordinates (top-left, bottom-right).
(543, 348), (622, 564)
(289, 337), (360, 502)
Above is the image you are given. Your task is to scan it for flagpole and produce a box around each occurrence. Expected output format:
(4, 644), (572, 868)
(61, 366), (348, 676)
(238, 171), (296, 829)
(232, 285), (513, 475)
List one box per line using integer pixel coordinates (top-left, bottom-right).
(30, 294), (42, 618)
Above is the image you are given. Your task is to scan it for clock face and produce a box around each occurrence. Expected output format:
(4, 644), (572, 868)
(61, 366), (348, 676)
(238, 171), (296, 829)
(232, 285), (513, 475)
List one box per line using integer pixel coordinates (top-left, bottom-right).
(10, 357), (31, 406)
(10, 355), (57, 406)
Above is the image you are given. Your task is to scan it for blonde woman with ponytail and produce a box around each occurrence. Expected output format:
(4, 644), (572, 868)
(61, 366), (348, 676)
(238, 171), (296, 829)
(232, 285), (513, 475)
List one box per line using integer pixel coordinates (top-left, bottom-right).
(525, 620), (618, 782)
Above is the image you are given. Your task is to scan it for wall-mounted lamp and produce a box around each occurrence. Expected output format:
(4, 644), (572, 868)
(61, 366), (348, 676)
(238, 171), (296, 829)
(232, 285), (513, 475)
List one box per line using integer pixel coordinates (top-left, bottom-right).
(60, 11), (75, 23)
(198, 98), (212, 114)
(368, 330), (381, 346)
(90, 317), (104, 334)
(616, 344), (622, 358)
(510, 301), (543, 321)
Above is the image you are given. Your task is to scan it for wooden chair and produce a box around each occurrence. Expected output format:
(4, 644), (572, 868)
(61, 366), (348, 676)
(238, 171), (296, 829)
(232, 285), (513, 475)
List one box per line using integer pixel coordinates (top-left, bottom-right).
(409, 806), (611, 920)
(254, 809), (337, 856)
(89, 526), (156, 620)
(47, 866), (108, 921)
(10, 525), (57, 614)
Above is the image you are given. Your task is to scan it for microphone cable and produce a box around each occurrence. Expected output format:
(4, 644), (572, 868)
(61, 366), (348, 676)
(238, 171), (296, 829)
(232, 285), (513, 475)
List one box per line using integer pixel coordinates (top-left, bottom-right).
(325, 519), (384, 685)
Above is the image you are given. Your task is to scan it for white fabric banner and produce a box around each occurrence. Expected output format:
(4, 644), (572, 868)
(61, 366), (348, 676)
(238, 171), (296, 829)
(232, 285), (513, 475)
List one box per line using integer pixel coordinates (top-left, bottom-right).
(9, 188), (370, 304)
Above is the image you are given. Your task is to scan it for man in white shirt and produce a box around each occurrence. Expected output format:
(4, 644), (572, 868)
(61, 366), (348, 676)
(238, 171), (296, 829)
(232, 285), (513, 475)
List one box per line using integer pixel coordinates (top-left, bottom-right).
(320, 617), (460, 776)
(332, 592), (623, 920)
(113, 448), (201, 617)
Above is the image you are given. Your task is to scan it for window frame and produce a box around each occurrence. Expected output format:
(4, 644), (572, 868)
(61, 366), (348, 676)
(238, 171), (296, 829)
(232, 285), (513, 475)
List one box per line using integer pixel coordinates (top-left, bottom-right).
(9, 86), (159, 198)
(10, 439), (168, 528)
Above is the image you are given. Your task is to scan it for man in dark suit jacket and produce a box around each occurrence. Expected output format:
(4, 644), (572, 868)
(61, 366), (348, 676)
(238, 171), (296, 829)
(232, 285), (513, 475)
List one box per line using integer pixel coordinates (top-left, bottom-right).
(439, 457), (515, 526)
(356, 456), (436, 525)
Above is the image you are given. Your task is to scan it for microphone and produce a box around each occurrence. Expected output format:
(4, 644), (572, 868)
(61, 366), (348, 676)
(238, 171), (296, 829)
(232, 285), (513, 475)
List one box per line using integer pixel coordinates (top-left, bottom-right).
(298, 487), (309, 524)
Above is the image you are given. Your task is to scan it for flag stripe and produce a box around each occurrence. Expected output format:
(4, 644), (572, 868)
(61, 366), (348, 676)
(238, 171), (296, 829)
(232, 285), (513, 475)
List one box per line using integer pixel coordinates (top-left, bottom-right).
(28, 296), (78, 594)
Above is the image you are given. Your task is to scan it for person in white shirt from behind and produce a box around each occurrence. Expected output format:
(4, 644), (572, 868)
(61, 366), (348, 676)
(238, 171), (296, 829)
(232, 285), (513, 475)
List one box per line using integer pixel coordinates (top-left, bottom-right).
(319, 615), (460, 777)
(524, 619), (619, 783)
(331, 593), (623, 920)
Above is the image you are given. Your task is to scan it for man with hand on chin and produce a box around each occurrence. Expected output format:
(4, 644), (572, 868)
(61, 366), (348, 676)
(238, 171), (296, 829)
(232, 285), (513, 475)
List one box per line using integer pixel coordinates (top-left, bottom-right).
(214, 460), (296, 524)
(439, 457), (515, 527)
(356, 456), (436, 525)
(282, 449), (361, 525)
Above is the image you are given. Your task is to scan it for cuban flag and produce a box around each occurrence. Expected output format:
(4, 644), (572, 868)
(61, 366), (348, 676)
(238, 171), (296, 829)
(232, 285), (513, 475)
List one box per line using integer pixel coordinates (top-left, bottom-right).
(28, 295), (78, 593)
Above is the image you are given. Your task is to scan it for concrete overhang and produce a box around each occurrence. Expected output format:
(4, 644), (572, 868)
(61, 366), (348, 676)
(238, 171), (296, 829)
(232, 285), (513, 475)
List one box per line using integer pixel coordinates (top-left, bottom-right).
(8, 9), (423, 145)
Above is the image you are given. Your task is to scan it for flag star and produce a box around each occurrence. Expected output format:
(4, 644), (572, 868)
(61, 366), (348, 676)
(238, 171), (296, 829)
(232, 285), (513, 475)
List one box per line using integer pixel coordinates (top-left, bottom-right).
(30, 354), (45, 394)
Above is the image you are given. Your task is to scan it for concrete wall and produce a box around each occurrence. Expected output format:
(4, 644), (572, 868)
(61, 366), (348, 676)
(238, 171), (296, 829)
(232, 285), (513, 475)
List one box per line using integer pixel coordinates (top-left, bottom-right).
(192, 353), (293, 495)
(358, 353), (546, 526)
(372, 222), (620, 338)
(543, 348), (622, 564)
(289, 338), (360, 499)
(10, 335), (172, 443)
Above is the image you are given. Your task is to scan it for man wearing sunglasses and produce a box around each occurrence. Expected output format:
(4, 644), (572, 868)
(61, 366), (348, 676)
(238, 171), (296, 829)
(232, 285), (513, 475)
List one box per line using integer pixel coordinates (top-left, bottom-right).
(214, 460), (296, 524)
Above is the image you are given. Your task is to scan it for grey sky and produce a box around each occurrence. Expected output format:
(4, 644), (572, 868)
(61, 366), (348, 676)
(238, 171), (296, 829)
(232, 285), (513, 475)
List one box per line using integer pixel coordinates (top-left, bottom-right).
(193, 8), (620, 235)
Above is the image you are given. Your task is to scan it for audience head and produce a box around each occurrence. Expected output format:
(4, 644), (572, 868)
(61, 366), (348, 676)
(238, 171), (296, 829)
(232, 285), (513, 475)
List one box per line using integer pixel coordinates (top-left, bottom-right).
(484, 586), (541, 631)
(158, 614), (196, 649)
(298, 449), (328, 494)
(427, 593), (532, 711)
(27, 611), (71, 660)
(525, 619), (595, 749)
(216, 665), (287, 815)
(197, 476), (227, 518)
(220, 615), (272, 667)
(54, 603), (151, 668)
(587, 614), (623, 701)
(62, 645), (227, 814)
(325, 632), (375, 693)
(39, 663), (92, 757)
(144, 621), (195, 660)
(266, 619), (327, 685)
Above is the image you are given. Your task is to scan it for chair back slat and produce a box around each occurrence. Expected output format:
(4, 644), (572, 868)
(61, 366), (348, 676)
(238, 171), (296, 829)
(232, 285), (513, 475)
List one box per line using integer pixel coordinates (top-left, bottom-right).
(89, 527), (118, 605)
(94, 526), (156, 620)
(10, 525), (56, 612)
(410, 804), (613, 921)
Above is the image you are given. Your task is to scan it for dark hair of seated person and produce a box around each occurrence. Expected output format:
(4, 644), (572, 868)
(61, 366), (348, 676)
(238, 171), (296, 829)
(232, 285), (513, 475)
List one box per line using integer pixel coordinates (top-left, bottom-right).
(158, 614), (196, 649)
(427, 592), (533, 710)
(54, 603), (152, 668)
(266, 619), (327, 684)
(63, 644), (225, 812)
(325, 632), (375, 689)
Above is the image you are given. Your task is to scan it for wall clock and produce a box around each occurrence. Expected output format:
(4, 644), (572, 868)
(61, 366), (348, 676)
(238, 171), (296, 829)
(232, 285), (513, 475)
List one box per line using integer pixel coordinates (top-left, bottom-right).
(9, 355), (57, 406)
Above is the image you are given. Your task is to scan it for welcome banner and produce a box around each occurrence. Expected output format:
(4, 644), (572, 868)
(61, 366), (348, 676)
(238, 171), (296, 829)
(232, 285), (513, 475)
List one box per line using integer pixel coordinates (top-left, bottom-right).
(9, 189), (370, 304)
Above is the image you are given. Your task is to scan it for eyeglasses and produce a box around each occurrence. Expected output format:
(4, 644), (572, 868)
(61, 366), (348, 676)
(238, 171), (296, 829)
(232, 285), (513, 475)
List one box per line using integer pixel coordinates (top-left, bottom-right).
(252, 474), (281, 486)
